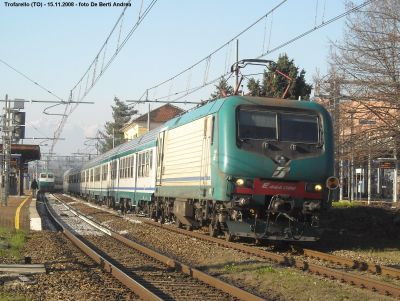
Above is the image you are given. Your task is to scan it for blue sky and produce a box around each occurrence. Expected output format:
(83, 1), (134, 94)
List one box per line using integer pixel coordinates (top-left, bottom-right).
(0, 0), (363, 156)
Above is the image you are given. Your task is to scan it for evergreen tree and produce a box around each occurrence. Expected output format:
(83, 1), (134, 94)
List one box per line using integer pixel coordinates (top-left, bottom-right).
(210, 77), (234, 99)
(99, 97), (137, 153)
(247, 78), (262, 96)
(246, 54), (312, 100)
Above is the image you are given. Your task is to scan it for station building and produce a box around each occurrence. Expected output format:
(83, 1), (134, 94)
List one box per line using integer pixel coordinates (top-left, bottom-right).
(122, 104), (184, 140)
(315, 97), (400, 201)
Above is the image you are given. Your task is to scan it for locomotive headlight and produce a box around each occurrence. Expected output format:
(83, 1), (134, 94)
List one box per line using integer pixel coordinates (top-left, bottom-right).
(314, 184), (323, 192)
(305, 183), (323, 192)
(235, 178), (245, 186)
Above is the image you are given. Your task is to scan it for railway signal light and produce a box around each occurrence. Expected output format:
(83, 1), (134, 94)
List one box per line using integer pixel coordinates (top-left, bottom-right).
(13, 111), (25, 141)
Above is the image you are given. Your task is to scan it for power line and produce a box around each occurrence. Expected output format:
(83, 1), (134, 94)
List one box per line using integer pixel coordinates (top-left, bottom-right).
(258, 0), (376, 58)
(49, 0), (159, 155)
(0, 58), (64, 101)
(140, 0), (288, 99)
(141, 0), (377, 105)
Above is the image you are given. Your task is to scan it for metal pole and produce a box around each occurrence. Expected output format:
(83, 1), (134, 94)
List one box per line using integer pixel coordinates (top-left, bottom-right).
(1, 95), (11, 206)
(339, 159), (344, 200)
(393, 145), (397, 203)
(350, 112), (354, 201)
(147, 103), (150, 131)
(377, 166), (381, 197)
(367, 153), (371, 205)
(347, 160), (351, 200)
(235, 39), (239, 89)
(146, 90), (150, 132)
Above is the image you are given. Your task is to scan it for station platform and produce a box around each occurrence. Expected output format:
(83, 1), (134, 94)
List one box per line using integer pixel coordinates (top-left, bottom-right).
(0, 192), (41, 231)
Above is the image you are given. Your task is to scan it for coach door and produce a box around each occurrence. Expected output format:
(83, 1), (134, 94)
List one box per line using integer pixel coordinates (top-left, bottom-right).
(156, 131), (165, 186)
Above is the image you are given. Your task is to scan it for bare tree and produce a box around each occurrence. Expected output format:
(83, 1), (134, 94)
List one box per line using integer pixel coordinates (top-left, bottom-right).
(315, 0), (400, 199)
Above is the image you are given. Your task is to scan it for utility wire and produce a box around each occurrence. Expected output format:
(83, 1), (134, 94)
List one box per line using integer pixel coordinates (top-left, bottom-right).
(0, 58), (64, 101)
(145, 0), (377, 105)
(258, 0), (376, 58)
(140, 0), (288, 99)
(49, 0), (159, 155)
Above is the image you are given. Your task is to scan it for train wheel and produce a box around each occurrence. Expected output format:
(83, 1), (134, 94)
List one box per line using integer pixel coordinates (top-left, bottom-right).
(209, 223), (217, 237)
(175, 218), (182, 228)
(224, 232), (234, 242)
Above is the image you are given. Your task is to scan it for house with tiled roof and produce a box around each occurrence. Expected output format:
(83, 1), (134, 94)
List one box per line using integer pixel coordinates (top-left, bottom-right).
(122, 104), (185, 140)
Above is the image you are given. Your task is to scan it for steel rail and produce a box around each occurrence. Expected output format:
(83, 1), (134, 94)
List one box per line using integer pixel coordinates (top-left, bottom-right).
(136, 218), (400, 298)
(303, 248), (400, 279)
(44, 198), (163, 301)
(51, 195), (266, 301)
(55, 194), (400, 298)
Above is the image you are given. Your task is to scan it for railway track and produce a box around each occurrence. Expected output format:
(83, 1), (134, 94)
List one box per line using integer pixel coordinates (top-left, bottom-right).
(54, 193), (400, 299)
(139, 218), (400, 298)
(46, 194), (265, 301)
(302, 248), (400, 279)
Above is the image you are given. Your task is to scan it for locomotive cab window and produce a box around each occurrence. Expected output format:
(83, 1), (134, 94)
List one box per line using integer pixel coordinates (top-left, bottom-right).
(237, 107), (320, 145)
(238, 109), (277, 140)
(280, 113), (319, 144)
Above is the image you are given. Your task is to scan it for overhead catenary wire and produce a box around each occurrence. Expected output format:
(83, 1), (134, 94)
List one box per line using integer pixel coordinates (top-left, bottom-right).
(0, 58), (64, 102)
(144, 0), (377, 105)
(258, 0), (376, 58)
(49, 0), (159, 155)
(140, 0), (288, 98)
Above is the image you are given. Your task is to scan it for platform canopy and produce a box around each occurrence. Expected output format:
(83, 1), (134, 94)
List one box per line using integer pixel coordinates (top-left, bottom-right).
(0, 144), (41, 162)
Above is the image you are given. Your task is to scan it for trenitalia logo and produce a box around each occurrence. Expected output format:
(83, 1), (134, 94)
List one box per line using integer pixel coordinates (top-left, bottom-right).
(262, 182), (297, 191)
(272, 165), (291, 178)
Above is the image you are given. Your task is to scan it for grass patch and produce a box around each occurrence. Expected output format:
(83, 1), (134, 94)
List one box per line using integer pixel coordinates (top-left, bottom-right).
(0, 227), (26, 261)
(255, 266), (276, 275)
(224, 263), (239, 272)
(332, 200), (360, 208)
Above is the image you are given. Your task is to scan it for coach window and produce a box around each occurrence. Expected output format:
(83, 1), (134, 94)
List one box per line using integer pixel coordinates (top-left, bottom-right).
(128, 156), (132, 178)
(145, 152), (149, 176)
(119, 159), (124, 179)
(111, 160), (117, 179)
(95, 167), (100, 181)
(149, 150), (153, 169)
(102, 164), (108, 181)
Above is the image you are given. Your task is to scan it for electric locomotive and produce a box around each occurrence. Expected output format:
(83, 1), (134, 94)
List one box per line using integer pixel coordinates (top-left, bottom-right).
(38, 171), (55, 193)
(152, 95), (338, 241)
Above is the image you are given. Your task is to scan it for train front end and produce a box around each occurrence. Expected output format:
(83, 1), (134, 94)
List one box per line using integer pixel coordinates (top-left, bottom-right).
(214, 96), (338, 241)
(38, 172), (55, 193)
